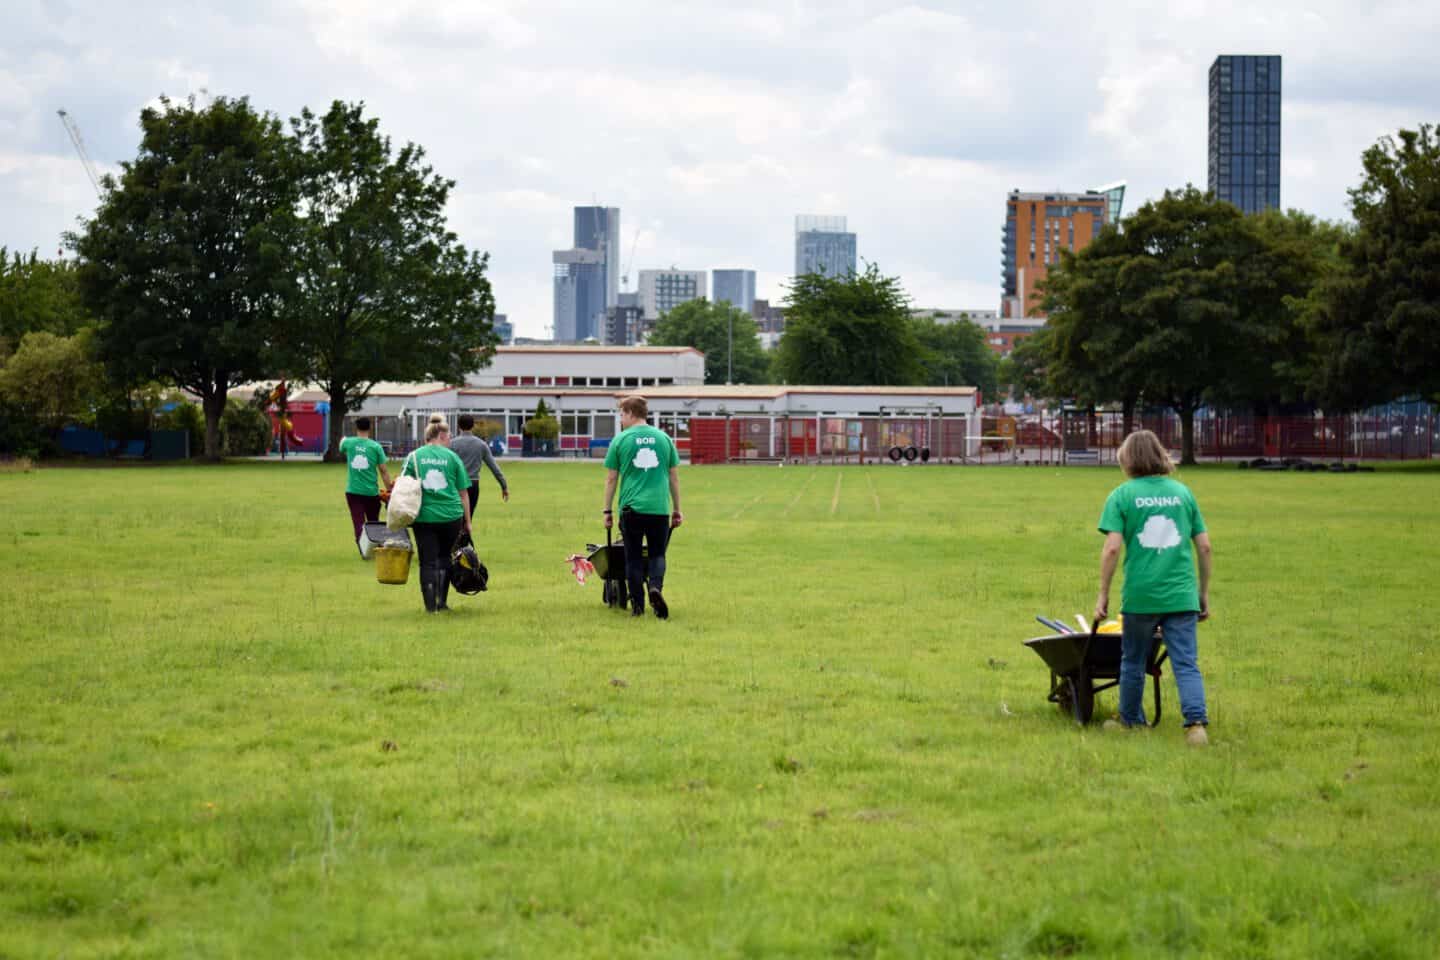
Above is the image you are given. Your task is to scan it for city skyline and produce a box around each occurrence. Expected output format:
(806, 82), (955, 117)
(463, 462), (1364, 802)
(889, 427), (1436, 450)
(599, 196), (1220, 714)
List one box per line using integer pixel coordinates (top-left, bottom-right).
(4, 2), (1434, 339)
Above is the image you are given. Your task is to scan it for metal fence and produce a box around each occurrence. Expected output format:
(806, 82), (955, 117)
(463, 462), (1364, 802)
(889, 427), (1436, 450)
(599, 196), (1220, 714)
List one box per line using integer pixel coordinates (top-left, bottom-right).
(689, 415), (984, 464)
(1014, 408), (1439, 465)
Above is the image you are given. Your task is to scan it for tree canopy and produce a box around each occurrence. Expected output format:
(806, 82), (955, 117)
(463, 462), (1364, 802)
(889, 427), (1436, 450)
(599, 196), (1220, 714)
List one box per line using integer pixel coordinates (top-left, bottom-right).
(646, 298), (768, 384)
(0, 250), (92, 359)
(774, 264), (922, 385)
(277, 101), (497, 461)
(1306, 124), (1440, 408)
(911, 315), (999, 398)
(71, 96), (297, 459)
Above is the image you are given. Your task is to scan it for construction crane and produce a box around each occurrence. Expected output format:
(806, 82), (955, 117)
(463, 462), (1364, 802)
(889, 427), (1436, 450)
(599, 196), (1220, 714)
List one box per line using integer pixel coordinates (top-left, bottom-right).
(57, 109), (104, 199)
(620, 227), (641, 290)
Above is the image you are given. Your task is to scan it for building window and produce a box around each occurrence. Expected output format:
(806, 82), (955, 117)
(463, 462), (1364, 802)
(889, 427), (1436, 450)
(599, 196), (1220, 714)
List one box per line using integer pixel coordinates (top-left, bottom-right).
(538, 377), (552, 386)
(507, 414), (525, 435)
(520, 376), (536, 386)
(554, 376), (570, 386)
(624, 377), (638, 387)
(561, 413), (591, 435)
(502, 376), (518, 386)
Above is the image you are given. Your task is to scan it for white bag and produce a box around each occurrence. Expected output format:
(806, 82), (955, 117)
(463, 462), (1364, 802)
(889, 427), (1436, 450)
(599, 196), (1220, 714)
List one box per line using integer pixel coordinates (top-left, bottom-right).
(387, 452), (422, 529)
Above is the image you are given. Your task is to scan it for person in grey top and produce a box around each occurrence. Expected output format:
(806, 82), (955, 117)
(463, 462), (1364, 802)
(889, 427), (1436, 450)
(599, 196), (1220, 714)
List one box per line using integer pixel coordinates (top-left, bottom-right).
(451, 414), (510, 520)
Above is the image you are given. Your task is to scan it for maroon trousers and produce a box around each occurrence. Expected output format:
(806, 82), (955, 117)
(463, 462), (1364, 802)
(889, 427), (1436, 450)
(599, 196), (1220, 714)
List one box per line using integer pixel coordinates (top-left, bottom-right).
(346, 493), (382, 542)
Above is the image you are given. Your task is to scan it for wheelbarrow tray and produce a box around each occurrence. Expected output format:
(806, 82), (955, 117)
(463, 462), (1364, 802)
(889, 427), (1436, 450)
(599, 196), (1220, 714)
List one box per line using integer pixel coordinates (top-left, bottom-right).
(1023, 630), (1167, 726)
(1024, 633), (1123, 678)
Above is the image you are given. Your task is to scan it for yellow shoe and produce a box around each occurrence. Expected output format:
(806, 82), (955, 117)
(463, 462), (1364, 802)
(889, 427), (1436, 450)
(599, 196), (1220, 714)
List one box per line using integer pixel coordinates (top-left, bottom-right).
(1185, 725), (1209, 747)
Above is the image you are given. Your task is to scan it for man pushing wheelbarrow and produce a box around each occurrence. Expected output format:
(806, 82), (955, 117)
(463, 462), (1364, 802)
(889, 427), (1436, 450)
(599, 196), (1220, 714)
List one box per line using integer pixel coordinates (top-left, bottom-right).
(600, 395), (683, 619)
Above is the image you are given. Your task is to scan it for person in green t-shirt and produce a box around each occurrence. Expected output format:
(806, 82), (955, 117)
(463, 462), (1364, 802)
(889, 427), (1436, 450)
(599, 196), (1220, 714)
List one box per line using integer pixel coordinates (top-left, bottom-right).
(400, 419), (472, 613)
(1095, 429), (1214, 744)
(338, 417), (393, 557)
(602, 395), (682, 619)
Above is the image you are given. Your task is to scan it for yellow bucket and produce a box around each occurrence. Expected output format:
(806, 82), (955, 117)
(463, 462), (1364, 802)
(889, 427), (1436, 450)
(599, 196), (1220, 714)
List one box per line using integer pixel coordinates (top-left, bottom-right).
(374, 545), (412, 585)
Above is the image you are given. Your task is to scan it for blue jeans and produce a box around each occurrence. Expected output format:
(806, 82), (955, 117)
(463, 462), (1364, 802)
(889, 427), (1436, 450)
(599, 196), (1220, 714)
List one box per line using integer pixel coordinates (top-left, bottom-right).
(1120, 612), (1208, 727)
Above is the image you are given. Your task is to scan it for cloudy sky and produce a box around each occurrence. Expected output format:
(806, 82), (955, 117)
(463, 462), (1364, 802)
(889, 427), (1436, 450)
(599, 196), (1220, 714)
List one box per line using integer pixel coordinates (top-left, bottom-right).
(3, 1), (1434, 338)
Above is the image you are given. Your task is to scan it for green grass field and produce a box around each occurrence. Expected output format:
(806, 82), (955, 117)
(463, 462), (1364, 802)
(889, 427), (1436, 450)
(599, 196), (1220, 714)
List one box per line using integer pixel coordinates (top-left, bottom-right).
(4, 459), (1440, 958)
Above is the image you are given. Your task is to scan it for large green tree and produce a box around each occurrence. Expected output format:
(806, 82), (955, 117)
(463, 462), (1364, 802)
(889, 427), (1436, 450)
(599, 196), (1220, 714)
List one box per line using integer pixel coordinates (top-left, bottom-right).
(279, 102), (497, 461)
(911, 315), (999, 397)
(1307, 124), (1440, 408)
(1039, 186), (1304, 463)
(647, 298), (768, 384)
(774, 264), (922, 385)
(1220, 209), (1348, 414)
(71, 96), (296, 459)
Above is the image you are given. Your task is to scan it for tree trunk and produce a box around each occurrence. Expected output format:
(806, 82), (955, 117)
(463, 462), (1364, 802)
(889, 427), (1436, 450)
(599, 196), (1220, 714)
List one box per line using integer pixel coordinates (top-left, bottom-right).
(324, 385), (347, 463)
(1179, 400), (1197, 465)
(201, 388), (227, 461)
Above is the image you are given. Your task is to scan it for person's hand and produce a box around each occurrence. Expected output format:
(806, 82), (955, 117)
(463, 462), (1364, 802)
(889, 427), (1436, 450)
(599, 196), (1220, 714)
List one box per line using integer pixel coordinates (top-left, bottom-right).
(1198, 594), (1210, 622)
(671, 510), (683, 529)
(501, 489), (510, 503)
(1094, 593), (1109, 624)
(603, 510), (613, 529)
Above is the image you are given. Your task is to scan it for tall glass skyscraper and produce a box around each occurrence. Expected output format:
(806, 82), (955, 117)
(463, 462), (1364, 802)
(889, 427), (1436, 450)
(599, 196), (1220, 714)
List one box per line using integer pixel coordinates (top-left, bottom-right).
(794, 215), (857, 279)
(552, 206), (619, 341)
(712, 269), (757, 312)
(1208, 55), (1281, 214)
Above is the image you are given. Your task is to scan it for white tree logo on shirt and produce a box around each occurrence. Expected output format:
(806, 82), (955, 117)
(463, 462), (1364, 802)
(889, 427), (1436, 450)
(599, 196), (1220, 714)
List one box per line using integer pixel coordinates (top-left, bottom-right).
(422, 469), (448, 491)
(1138, 515), (1182, 551)
(350, 453), (370, 470)
(634, 447), (660, 470)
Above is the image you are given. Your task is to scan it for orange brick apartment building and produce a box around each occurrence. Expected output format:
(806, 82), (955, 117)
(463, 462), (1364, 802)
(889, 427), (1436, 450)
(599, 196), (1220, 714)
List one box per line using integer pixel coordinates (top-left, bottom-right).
(1001, 190), (1111, 319)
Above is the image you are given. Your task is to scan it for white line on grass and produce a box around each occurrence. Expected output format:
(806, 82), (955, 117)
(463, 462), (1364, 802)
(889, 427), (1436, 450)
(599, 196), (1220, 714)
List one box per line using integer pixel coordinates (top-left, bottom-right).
(830, 474), (843, 516)
(782, 469), (820, 516)
(864, 471), (880, 513)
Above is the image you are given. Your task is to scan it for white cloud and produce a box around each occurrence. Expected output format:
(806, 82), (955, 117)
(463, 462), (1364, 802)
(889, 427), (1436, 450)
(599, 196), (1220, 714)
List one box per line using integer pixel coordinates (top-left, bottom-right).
(2, 0), (1435, 338)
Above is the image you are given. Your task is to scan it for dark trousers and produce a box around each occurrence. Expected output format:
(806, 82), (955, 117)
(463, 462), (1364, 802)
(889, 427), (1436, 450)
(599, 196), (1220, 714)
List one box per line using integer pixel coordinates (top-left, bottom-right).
(412, 518), (463, 612)
(466, 483), (479, 520)
(620, 510), (671, 600)
(346, 493), (381, 542)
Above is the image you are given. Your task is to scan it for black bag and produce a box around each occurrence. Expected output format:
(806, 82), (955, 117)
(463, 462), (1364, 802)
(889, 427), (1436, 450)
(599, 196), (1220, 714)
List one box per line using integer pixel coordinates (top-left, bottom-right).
(449, 530), (489, 595)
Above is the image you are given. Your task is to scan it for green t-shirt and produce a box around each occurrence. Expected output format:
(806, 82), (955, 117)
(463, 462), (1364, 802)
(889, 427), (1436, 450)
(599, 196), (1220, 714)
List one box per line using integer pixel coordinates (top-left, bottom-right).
(339, 436), (387, 496)
(604, 424), (679, 516)
(1098, 475), (1208, 614)
(402, 444), (469, 523)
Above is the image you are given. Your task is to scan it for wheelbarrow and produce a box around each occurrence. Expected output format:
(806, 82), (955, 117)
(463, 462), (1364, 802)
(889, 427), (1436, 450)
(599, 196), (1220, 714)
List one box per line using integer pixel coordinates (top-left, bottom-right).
(1023, 623), (1169, 725)
(585, 522), (673, 610)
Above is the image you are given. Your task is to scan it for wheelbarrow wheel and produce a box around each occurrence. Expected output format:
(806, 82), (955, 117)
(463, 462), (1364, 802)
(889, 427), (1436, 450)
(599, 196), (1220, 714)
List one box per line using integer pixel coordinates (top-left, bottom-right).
(1067, 668), (1096, 725)
(1053, 674), (1074, 716)
(602, 580), (616, 606)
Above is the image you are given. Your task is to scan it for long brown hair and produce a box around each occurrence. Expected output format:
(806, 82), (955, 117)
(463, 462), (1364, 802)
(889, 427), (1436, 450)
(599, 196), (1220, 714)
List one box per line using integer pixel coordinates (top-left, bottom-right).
(1117, 429), (1174, 477)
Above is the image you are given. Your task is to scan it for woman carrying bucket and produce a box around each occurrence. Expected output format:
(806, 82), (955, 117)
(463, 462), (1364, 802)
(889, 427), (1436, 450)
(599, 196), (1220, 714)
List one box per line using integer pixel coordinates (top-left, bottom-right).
(401, 420), (471, 612)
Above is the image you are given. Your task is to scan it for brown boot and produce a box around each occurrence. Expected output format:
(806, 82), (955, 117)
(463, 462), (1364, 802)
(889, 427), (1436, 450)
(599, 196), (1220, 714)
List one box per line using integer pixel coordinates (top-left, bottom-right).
(1185, 724), (1209, 747)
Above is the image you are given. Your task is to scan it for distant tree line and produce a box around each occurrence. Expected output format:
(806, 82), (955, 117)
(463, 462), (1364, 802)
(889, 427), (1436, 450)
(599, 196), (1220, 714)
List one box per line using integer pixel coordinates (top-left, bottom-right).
(0, 96), (496, 461)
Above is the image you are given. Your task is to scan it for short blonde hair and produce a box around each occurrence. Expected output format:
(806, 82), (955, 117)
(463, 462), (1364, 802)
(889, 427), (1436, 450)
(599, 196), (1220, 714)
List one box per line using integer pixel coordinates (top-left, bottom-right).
(427, 413), (446, 425)
(1117, 429), (1174, 477)
(424, 421), (450, 443)
(619, 395), (648, 419)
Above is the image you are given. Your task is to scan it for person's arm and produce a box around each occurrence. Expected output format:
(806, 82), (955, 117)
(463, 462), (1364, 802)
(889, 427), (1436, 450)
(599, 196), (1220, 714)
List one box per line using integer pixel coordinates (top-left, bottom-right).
(1094, 531), (1124, 622)
(1193, 531), (1212, 620)
(603, 469), (618, 528)
(668, 467), (683, 527)
(378, 457), (393, 491)
(481, 443), (508, 500)
(460, 487), (471, 532)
